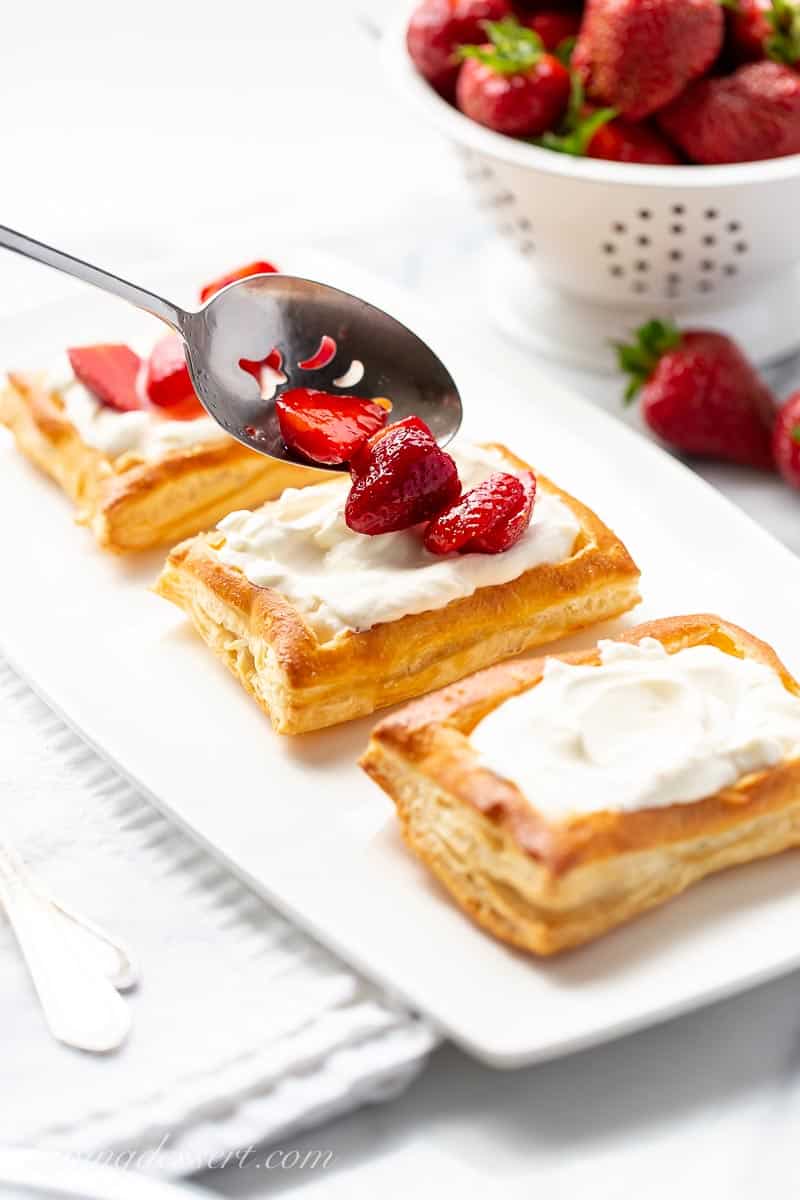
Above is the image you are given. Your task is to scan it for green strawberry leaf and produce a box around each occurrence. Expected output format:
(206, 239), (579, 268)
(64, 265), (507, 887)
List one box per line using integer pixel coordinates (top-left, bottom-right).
(765, 0), (800, 66)
(458, 17), (544, 75)
(791, 424), (800, 444)
(554, 35), (577, 66)
(614, 319), (683, 405)
(532, 73), (617, 156)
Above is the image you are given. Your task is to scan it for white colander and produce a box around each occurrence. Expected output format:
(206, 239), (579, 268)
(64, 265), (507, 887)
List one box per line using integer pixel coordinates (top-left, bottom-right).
(384, 3), (800, 370)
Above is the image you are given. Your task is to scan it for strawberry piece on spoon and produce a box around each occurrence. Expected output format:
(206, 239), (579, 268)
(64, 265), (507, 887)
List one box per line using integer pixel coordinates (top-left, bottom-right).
(67, 344), (143, 412)
(276, 388), (389, 466)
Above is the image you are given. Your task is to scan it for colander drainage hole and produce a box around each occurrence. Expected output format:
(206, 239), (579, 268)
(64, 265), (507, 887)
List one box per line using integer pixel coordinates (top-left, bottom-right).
(671, 204), (685, 215)
(704, 208), (718, 220)
(669, 249), (683, 261)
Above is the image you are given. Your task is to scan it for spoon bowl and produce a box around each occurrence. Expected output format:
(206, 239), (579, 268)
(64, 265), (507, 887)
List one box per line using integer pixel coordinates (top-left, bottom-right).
(183, 273), (463, 467)
(0, 226), (463, 470)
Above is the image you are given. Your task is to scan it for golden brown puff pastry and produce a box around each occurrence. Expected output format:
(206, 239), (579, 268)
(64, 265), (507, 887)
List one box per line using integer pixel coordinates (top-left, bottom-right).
(361, 615), (800, 956)
(153, 444), (641, 735)
(0, 372), (332, 553)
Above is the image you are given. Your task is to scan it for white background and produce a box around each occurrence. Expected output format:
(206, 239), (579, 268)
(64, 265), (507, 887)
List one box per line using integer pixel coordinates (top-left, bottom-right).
(2, 1), (800, 1196)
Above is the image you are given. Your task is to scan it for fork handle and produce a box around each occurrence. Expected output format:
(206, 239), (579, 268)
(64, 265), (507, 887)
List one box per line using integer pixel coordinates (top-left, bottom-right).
(0, 223), (186, 332)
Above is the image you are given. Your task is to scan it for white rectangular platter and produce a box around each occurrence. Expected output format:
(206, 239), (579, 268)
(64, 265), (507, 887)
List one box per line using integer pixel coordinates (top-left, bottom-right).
(2, 248), (800, 1068)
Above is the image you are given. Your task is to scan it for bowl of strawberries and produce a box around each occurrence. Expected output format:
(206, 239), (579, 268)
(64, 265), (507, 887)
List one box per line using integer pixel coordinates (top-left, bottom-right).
(388, 0), (800, 369)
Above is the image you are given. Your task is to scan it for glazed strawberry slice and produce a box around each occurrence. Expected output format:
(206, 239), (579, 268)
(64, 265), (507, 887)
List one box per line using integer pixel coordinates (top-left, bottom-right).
(199, 260), (278, 304)
(276, 388), (389, 466)
(424, 471), (526, 555)
(468, 470), (537, 553)
(143, 334), (203, 418)
(67, 345), (143, 412)
(345, 416), (460, 535)
(240, 347), (284, 384)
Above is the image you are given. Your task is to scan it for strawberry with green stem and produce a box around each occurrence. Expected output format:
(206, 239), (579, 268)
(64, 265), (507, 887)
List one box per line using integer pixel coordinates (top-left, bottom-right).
(616, 319), (776, 470)
(537, 76), (680, 163)
(456, 17), (571, 135)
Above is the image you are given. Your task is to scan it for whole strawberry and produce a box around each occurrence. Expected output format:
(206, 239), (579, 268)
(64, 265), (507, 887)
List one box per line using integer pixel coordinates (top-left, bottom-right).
(456, 17), (571, 135)
(406, 0), (511, 95)
(728, 0), (800, 65)
(573, 0), (724, 119)
(773, 392), (800, 488)
(658, 60), (800, 163)
(616, 320), (776, 470)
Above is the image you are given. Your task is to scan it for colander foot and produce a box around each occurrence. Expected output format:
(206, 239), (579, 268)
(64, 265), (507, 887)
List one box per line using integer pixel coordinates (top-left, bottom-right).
(484, 242), (800, 374)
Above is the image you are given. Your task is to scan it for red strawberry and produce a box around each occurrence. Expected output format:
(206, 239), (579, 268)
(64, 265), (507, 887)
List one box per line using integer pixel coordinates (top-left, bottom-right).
(143, 334), (203, 418)
(574, 0), (723, 119)
(525, 8), (581, 51)
(586, 116), (681, 163)
(406, 0), (511, 95)
(658, 60), (800, 163)
(276, 388), (388, 466)
(469, 470), (537, 552)
(345, 416), (460, 535)
(729, 0), (800, 64)
(67, 345), (143, 412)
(199, 260), (278, 304)
(773, 391), (800, 488)
(456, 18), (571, 135)
(424, 471), (526, 554)
(616, 320), (776, 470)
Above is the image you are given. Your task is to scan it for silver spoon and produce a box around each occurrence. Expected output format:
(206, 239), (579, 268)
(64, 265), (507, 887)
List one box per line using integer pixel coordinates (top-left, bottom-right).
(0, 225), (463, 468)
(0, 837), (136, 1052)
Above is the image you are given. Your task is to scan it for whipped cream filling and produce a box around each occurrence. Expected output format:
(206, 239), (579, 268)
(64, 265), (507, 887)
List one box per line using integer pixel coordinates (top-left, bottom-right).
(472, 638), (800, 821)
(215, 443), (580, 638)
(45, 355), (226, 462)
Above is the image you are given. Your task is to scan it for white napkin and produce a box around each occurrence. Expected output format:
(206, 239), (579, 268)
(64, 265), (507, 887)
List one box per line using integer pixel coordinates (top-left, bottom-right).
(0, 659), (435, 1175)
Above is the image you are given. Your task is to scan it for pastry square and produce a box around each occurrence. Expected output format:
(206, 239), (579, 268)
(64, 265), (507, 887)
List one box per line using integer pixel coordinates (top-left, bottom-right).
(154, 442), (641, 734)
(361, 615), (800, 955)
(0, 369), (328, 552)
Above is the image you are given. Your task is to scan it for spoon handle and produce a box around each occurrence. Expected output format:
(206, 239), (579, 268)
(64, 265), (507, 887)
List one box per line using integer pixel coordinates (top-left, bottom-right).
(0, 223), (185, 332)
(0, 841), (132, 1052)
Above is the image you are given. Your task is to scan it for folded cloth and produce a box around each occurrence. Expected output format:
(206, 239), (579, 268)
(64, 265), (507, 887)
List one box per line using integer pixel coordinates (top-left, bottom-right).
(0, 660), (435, 1175)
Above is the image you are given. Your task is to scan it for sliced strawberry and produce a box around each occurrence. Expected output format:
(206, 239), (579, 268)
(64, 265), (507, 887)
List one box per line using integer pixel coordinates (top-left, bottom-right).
(143, 334), (202, 418)
(424, 471), (525, 555)
(345, 416), (460, 535)
(240, 347), (284, 383)
(276, 388), (389, 466)
(199, 260), (278, 303)
(298, 335), (337, 371)
(467, 470), (537, 552)
(67, 345), (143, 412)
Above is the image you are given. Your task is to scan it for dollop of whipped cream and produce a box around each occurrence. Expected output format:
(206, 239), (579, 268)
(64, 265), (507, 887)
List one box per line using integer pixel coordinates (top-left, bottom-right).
(216, 443), (580, 638)
(46, 355), (225, 461)
(472, 637), (800, 820)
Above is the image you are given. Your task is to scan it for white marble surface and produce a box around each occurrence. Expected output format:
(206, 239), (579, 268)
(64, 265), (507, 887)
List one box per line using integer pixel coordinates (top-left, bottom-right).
(1, 1), (799, 1195)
